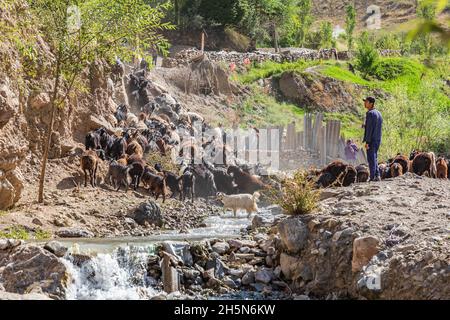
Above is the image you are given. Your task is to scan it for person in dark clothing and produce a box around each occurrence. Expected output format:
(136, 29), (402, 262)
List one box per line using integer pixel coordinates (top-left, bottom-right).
(362, 96), (383, 181)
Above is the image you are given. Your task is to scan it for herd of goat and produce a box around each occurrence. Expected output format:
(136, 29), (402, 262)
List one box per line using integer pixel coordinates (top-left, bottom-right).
(79, 66), (449, 216)
(313, 151), (449, 188)
(80, 119), (267, 204)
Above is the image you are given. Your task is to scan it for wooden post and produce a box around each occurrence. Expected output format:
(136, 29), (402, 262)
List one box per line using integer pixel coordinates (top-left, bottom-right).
(321, 125), (327, 166)
(161, 253), (179, 293)
(201, 31), (205, 53)
(312, 113), (323, 153)
(297, 131), (304, 149)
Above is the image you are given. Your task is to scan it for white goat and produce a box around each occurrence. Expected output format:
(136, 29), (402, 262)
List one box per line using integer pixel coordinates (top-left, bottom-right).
(126, 113), (139, 127)
(217, 192), (260, 218)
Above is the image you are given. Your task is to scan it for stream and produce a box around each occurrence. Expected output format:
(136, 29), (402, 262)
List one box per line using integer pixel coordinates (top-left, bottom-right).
(35, 206), (283, 300)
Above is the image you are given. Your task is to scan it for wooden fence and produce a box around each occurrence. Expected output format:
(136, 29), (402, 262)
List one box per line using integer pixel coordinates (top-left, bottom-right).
(236, 113), (367, 168)
(281, 113), (367, 166)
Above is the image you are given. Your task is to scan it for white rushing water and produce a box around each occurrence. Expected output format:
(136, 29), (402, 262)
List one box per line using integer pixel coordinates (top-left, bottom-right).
(60, 206), (283, 300)
(63, 246), (160, 300)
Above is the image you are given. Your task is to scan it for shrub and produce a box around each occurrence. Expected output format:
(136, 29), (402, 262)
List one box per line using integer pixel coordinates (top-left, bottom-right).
(145, 152), (178, 173)
(276, 170), (320, 215)
(355, 32), (379, 79)
(374, 58), (422, 81)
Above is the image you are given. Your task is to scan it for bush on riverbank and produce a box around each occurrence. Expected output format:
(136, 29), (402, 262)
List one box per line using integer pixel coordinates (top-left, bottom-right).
(277, 170), (320, 215)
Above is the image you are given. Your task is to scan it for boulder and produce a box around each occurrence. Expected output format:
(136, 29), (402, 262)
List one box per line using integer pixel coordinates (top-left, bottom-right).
(205, 257), (228, 279)
(56, 228), (94, 238)
(352, 236), (380, 272)
(279, 253), (302, 280)
(241, 270), (255, 286)
(278, 217), (309, 253)
(222, 276), (238, 289)
(44, 241), (68, 258)
(0, 245), (68, 298)
(255, 268), (273, 284)
(251, 215), (264, 229)
(5, 169), (24, 203)
(129, 201), (163, 227)
(212, 242), (230, 254)
(278, 68), (361, 113)
(0, 239), (23, 251)
(87, 115), (114, 132)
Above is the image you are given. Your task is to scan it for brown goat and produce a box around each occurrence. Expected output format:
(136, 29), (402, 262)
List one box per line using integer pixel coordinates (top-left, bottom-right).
(156, 138), (169, 155)
(141, 170), (167, 202)
(392, 154), (409, 175)
(390, 162), (403, 177)
(412, 152), (437, 178)
(436, 157), (448, 179)
(355, 164), (370, 183)
(138, 113), (148, 121)
(126, 140), (144, 157)
(319, 161), (357, 187)
(117, 154), (128, 166)
(227, 165), (266, 194)
(80, 150), (99, 188)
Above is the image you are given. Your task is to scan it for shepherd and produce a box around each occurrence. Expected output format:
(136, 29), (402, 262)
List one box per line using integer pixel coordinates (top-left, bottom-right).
(362, 96), (383, 182)
(344, 139), (359, 166)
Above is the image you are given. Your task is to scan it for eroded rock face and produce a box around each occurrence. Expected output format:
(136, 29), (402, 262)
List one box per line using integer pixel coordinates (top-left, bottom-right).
(0, 77), (19, 129)
(0, 175), (15, 210)
(277, 217), (309, 253)
(279, 68), (361, 113)
(0, 244), (69, 299)
(29, 92), (50, 110)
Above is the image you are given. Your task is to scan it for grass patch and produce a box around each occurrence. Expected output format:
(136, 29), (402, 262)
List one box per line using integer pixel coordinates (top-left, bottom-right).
(145, 152), (178, 173)
(0, 226), (30, 240)
(34, 228), (52, 240)
(320, 65), (371, 86)
(234, 86), (306, 128)
(0, 226), (52, 240)
(237, 60), (318, 84)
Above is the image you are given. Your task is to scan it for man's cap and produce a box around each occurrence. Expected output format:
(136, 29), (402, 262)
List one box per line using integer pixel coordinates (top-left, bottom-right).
(363, 96), (376, 104)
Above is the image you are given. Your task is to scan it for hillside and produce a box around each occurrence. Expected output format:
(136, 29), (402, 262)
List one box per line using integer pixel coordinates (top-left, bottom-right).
(311, 0), (418, 30)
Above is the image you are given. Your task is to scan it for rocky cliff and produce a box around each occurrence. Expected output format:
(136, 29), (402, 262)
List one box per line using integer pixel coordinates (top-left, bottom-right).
(0, 3), (119, 210)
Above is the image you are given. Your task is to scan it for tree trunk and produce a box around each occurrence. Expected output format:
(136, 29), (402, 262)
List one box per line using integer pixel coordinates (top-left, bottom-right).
(174, 0), (180, 25)
(273, 23), (279, 53)
(38, 58), (61, 203)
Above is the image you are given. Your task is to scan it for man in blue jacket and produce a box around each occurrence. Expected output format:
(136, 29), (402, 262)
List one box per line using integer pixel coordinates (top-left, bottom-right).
(362, 97), (383, 181)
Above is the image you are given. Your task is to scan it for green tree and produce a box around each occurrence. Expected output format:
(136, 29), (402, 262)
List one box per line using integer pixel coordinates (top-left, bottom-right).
(345, 4), (356, 50)
(33, 0), (174, 203)
(355, 32), (379, 79)
(319, 21), (333, 48)
(295, 0), (313, 47)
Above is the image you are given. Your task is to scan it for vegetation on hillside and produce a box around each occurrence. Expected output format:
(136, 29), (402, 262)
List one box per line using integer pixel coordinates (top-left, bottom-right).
(234, 52), (449, 160)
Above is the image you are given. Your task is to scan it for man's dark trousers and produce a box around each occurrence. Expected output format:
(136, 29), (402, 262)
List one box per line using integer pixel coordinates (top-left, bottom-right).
(367, 141), (380, 180)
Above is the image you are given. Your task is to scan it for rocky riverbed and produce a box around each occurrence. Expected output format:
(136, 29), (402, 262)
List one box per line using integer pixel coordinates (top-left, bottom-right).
(1, 173), (448, 300)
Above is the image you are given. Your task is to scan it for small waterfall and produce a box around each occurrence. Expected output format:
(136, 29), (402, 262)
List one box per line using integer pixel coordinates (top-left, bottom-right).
(63, 246), (161, 300)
